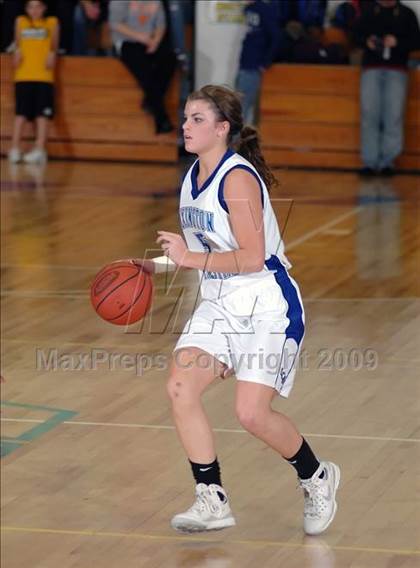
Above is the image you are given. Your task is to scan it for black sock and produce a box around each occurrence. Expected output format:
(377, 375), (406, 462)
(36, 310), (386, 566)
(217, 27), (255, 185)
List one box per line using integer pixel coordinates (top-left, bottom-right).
(189, 457), (222, 487)
(286, 438), (324, 480)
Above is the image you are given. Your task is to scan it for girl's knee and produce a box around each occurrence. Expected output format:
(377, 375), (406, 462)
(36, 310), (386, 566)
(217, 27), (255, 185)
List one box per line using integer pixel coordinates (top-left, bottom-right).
(166, 371), (201, 408)
(166, 348), (220, 407)
(235, 382), (274, 433)
(235, 401), (268, 434)
(166, 372), (186, 402)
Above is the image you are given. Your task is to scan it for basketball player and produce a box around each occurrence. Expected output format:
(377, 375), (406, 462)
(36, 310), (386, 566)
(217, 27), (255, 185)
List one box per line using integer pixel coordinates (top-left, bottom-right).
(134, 85), (340, 535)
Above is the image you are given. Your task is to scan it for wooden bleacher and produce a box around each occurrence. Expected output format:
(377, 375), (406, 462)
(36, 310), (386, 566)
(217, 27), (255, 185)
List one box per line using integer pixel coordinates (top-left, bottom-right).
(0, 54), (178, 162)
(1, 55), (418, 170)
(260, 64), (420, 170)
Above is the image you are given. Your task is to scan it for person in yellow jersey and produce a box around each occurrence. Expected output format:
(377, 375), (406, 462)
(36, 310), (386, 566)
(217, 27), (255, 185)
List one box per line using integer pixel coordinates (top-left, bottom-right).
(8, 0), (59, 164)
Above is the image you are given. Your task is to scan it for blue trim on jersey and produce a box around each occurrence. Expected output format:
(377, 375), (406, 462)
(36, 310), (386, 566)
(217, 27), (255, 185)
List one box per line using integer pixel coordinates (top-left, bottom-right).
(217, 165), (265, 214)
(191, 148), (234, 200)
(265, 255), (304, 344)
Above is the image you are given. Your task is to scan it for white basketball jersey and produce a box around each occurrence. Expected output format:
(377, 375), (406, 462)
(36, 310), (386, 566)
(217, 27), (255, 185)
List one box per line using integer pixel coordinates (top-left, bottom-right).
(179, 149), (292, 303)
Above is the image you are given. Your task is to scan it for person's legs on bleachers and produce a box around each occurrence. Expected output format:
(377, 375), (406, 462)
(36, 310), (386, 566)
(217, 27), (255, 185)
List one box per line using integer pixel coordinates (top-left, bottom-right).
(120, 42), (173, 134)
(360, 69), (382, 172)
(56, 0), (76, 54)
(235, 69), (262, 125)
(379, 69), (408, 173)
(72, 2), (88, 55)
(153, 42), (177, 97)
(142, 47), (175, 134)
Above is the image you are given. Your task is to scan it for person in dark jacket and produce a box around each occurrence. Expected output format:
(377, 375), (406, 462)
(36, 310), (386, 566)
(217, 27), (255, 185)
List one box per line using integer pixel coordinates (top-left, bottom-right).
(235, 0), (278, 125)
(353, 0), (420, 176)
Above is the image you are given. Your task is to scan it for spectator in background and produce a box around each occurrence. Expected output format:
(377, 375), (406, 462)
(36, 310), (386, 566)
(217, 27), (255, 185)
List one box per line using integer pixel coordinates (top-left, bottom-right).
(322, 0), (371, 63)
(235, 0), (278, 125)
(109, 0), (176, 134)
(72, 0), (108, 55)
(331, 0), (361, 29)
(167, 0), (194, 150)
(167, 1), (193, 101)
(353, 0), (420, 176)
(56, 1), (80, 53)
(8, 0), (59, 164)
(296, 0), (328, 38)
(275, 0), (327, 62)
(56, 0), (108, 55)
(275, 0), (346, 64)
(167, 0), (193, 74)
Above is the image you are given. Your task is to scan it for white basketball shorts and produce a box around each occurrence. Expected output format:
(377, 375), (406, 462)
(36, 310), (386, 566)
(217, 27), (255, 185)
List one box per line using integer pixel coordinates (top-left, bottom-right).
(174, 277), (305, 398)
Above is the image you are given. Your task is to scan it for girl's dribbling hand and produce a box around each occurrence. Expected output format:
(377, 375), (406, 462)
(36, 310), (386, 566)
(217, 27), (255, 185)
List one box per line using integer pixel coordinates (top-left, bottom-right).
(156, 231), (188, 266)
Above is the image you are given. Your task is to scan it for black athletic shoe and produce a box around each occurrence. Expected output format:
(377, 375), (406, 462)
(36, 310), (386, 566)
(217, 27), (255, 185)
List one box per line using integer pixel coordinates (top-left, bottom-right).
(359, 167), (376, 177)
(379, 167), (396, 177)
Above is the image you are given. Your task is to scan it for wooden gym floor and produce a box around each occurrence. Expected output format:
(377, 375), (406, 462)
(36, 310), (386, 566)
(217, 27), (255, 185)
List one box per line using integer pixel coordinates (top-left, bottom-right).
(1, 158), (419, 568)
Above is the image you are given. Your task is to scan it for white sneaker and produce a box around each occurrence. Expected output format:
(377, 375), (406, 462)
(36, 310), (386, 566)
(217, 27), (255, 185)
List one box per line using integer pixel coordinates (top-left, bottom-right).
(299, 461), (340, 535)
(8, 148), (22, 163)
(23, 148), (47, 164)
(171, 483), (236, 533)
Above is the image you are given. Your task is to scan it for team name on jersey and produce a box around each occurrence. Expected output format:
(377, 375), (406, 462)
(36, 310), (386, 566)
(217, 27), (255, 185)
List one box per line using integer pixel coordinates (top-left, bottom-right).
(21, 28), (49, 39)
(204, 270), (236, 280)
(180, 206), (215, 232)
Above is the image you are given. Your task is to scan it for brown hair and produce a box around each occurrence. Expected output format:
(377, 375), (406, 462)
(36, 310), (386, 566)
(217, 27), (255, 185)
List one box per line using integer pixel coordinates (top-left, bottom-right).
(187, 84), (278, 191)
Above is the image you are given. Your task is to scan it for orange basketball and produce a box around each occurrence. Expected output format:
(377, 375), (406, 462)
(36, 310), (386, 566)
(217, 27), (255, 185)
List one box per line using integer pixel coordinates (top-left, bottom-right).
(91, 261), (153, 325)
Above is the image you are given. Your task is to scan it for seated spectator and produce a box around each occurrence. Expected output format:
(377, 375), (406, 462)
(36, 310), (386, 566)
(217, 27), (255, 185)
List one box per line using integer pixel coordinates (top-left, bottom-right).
(235, 0), (278, 125)
(167, 0), (193, 74)
(72, 0), (109, 55)
(324, 2), (371, 43)
(353, 0), (420, 176)
(276, 0), (327, 61)
(276, 0), (348, 64)
(167, 0), (194, 148)
(109, 0), (176, 134)
(8, 0), (59, 164)
(296, 0), (328, 40)
(56, 0), (109, 55)
(331, 0), (360, 30)
(320, 1), (360, 61)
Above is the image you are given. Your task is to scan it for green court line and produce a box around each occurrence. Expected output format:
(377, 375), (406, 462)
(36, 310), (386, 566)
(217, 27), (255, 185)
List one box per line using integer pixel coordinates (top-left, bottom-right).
(1, 401), (77, 457)
(1, 440), (22, 457)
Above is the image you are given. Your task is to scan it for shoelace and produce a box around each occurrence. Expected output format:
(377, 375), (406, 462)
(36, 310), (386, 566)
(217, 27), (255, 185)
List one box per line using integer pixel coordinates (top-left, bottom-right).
(189, 492), (208, 514)
(189, 490), (222, 516)
(299, 479), (327, 518)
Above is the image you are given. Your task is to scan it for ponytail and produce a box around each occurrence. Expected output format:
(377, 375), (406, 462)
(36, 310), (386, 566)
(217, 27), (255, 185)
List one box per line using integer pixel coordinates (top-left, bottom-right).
(234, 126), (278, 192)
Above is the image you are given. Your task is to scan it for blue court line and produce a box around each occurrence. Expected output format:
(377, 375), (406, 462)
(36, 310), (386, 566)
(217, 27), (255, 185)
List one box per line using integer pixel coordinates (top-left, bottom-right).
(1, 401), (77, 458)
